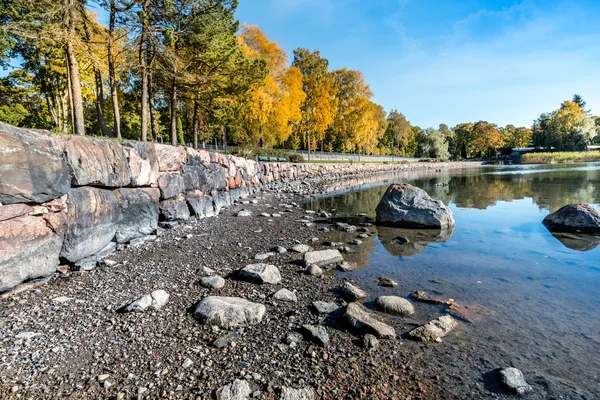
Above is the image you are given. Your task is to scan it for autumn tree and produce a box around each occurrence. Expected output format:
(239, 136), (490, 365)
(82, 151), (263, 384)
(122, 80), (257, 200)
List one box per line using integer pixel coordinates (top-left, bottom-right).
(292, 48), (335, 153)
(533, 100), (593, 151)
(503, 125), (532, 148)
(471, 121), (504, 157)
(238, 25), (305, 147)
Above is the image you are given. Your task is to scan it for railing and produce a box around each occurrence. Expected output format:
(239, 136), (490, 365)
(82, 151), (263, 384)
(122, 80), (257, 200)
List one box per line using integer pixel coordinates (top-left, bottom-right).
(196, 143), (418, 163)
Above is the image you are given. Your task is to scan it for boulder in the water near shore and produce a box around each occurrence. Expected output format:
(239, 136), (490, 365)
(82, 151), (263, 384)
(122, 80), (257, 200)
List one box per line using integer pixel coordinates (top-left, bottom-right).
(542, 204), (600, 234)
(374, 296), (415, 316)
(407, 315), (458, 342)
(344, 302), (396, 338)
(375, 183), (454, 229)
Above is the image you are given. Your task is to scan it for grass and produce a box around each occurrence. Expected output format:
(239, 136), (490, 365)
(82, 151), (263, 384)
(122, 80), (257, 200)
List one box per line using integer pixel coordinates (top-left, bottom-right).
(521, 151), (600, 164)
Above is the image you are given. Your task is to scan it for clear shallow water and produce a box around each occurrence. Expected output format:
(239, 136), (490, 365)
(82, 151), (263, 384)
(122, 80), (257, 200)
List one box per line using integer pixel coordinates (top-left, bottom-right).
(306, 163), (600, 398)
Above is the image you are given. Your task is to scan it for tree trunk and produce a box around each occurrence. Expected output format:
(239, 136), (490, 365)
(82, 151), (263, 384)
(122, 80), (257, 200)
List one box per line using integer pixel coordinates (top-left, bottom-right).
(170, 71), (177, 146)
(148, 69), (158, 142)
(94, 70), (114, 137)
(192, 99), (199, 149)
(108, 0), (121, 139)
(139, 35), (148, 141)
(82, 13), (113, 137)
(64, 13), (85, 135)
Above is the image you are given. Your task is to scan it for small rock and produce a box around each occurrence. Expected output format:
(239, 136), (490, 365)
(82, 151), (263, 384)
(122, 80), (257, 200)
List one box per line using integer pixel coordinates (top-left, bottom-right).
(312, 301), (338, 315)
(52, 296), (74, 304)
(374, 296), (415, 316)
(238, 264), (282, 285)
(376, 277), (398, 287)
(280, 386), (315, 400)
(97, 374), (110, 382)
(200, 275), (226, 289)
(272, 246), (287, 254)
(305, 264), (323, 277)
(412, 290), (448, 304)
(344, 302), (396, 338)
(182, 358), (193, 369)
(304, 249), (344, 267)
(214, 331), (239, 348)
(200, 266), (217, 275)
(237, 210), (252, 217)
(254, 252), (275, 261)
(289, 244), (313, 253)
(260, 213), (271, 217)
(215, 379), (252, 400)
(363, 334), (379, 350)
(301, 324), (329, 346)
(496, 367), (532, 395)
(285, 332), (303, 345)
(272, 213), (281, 218)
(349, 239), (363, 245)
(194, 296), (266, 328)
(15, 331), (41, 340)
(124, 290), (169, 312)
(339, 282), (367, 301)
(337, 261), (357, 272)
(272, 288), (297, 302)
(358, 233), (369, 239)
(407, 315), (458, 342)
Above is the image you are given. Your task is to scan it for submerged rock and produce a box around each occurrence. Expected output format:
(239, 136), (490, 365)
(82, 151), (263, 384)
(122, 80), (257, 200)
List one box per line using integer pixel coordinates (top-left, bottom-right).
(412, 290), (448, 304)
(375, 183), (454, 229)
(542, 204), (600, 234)
(376, 277), (398, 287)
(374, 296), (415, 316)
(337, 261), (357, 272)
(496, 367), (532, 395)
(344, 302), (396, 338)
(194, 296), (266, 328)
(407, 315), (458, 342)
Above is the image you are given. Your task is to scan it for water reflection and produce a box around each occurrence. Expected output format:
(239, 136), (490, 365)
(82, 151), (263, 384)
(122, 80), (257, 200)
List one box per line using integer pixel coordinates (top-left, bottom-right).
(376, 226), (454, 256)
(307, 163), (600, 214)
(549, 232), (600, 252)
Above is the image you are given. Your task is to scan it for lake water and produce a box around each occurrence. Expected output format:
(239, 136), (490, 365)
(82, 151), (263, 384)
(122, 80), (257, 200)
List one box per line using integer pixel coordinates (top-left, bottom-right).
(306, 163), (600, 399)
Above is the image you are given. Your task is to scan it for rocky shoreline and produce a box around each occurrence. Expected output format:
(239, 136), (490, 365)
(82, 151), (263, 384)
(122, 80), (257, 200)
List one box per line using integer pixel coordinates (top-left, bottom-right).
(0, 163), (522, 400)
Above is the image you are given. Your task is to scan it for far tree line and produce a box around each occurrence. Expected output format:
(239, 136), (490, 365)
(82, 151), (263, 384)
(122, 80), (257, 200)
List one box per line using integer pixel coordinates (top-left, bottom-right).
(1, 1), (599, 159)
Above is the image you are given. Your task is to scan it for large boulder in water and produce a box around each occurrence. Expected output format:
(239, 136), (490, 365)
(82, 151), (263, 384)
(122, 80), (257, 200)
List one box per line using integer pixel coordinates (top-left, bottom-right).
(542, 204), (600, 234)
(375, 184), (454, 229)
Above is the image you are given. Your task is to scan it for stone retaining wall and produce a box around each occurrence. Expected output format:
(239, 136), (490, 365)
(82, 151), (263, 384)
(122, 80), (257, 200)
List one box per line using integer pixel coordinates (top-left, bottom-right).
(0, 122), (467, 292)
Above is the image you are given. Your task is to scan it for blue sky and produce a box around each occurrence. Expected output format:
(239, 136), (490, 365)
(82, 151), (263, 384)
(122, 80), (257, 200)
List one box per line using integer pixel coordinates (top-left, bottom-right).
(236, 0), (600, 128)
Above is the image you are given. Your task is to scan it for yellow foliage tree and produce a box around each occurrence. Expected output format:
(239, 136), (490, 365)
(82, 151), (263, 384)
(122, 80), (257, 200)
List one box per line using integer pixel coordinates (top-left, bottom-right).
(238, 25), (305, 146)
